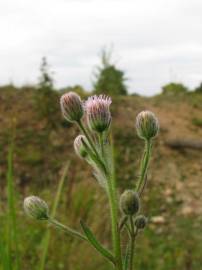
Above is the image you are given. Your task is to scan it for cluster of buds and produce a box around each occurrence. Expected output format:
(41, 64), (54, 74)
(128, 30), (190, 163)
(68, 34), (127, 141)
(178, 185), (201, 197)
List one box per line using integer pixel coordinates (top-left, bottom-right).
(60, 92), (112, 133)
(24, 90), (160, 270)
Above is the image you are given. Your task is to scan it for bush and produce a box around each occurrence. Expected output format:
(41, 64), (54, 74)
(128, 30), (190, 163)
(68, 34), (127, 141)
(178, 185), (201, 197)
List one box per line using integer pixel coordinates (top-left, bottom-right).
(162, 83), (188, 96)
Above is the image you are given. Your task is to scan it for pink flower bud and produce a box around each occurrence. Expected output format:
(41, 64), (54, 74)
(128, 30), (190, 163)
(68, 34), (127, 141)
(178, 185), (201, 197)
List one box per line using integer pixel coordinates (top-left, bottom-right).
(60, 92), (84, 122)
(85, 95), (112, 132)
(136, 110), (159, 140)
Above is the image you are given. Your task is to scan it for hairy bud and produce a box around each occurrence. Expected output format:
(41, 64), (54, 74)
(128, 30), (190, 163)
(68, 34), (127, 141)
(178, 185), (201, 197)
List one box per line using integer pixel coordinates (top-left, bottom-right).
(60, 92), (84, 122)
(74, 135), (89, 158)
(85, 95), (112, 132)
(134, 215), (147, 229)
(136, 110), (159, 140)
(24, 196), (49, 220)
(120, 190), (140, 216)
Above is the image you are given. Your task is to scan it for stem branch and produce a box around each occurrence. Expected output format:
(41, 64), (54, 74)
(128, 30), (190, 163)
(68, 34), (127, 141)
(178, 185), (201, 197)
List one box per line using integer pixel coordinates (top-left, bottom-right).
(48, 218), (87, 241)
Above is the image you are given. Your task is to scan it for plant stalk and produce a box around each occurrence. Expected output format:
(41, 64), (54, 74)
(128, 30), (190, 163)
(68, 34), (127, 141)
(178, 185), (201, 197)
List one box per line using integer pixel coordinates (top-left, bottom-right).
(48, 218), (87, 241)
(136, 139), (152, 194)
(129, 217), (135, 270)
(107, 137), (123, 270)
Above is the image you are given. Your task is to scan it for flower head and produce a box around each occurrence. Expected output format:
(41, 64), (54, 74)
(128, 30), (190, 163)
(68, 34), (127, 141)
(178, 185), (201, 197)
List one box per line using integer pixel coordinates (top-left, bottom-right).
(85, 95), (112, 132)
(74, 135), (89, 158)
(60, 92), (84, 122)
(136, 110), (159, 140)
(24, 196), (49, 220)
(135, 215), (147, 229)
(120, 190), (140, 216)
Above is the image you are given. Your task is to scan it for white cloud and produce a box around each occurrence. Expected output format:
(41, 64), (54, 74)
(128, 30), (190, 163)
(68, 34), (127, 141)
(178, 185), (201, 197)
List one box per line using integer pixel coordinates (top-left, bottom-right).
(0, 0), (202, 95)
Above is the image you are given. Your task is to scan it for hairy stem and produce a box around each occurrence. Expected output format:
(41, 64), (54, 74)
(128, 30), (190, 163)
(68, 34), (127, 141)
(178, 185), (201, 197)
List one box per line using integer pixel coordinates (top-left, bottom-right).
(129, 217), (135, 270)
(136, 139), (152, 194)
(107, 139), (123, 270)
(99, 132), (105, 157)
(48, 218), (87, 241)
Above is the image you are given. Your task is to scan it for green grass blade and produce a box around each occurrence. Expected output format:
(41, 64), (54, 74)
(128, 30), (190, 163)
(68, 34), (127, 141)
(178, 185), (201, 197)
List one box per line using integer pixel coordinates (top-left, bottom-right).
(6, 141), (20, 270)
(0, 228), (10, 270)
(38, 161), (70, 270)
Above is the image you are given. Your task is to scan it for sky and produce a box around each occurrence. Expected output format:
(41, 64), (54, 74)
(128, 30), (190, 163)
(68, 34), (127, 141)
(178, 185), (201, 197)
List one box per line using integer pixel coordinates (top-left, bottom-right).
(1, 0), (202, 96)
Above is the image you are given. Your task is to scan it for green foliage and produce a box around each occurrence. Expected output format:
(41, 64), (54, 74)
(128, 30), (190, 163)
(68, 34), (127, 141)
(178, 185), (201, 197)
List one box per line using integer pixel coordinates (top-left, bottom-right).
(93, 49), (127, 96)
(162, 83), (188, 96)
(34, 57), (59, 129)
(194, 82), (202, 93)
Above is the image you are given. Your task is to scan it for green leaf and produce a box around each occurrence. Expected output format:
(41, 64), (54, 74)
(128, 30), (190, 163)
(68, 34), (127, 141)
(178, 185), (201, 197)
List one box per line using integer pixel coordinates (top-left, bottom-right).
(80, 220), (115, 265)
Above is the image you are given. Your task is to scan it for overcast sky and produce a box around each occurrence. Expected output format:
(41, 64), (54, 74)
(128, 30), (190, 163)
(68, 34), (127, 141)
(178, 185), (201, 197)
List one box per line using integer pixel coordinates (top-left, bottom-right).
(1, 0), (202, 95)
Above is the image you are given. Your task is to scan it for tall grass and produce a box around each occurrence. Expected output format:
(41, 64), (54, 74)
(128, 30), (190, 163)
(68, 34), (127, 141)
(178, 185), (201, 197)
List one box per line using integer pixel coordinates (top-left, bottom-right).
(38, 161), (70, 270)
(0, 139), (20, 270)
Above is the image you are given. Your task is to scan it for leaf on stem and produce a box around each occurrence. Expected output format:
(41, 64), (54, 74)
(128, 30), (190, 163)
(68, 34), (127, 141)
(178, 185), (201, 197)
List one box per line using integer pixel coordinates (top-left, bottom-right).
(80, 220), (115, 264)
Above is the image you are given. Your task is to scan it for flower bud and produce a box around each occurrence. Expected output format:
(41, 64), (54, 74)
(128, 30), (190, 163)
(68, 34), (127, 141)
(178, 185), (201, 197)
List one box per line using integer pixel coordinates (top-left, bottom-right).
(74, 135), (89, 158)
(120, 190), (140, 216)
(24, 196), (49, 220)
(60, 92), (84, 122)
(136, 110), (159, 140)
(134, 215), (147, 229)
(85, 95), (112, 133)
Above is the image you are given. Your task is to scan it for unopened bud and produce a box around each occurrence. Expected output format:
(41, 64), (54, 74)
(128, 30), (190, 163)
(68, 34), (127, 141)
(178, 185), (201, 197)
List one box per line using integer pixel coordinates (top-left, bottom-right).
(136, 110), (159, 140)
(135, 215), (147, 229)
(24, 196), (49, 220)
(60, 92), (84, 122)
(85, 95), (112, 133)
(74, 135), (89, 158)
(120, 190), (140, 216)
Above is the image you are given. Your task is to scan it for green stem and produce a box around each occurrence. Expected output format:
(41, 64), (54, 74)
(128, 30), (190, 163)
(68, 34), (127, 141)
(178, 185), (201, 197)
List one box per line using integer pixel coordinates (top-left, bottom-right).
(107, 140), (123, 270)
(99, 132), (104, 157)
(107, 183), (123, 270)
(48, 218), (87, 241)
(136, 139), (152, 194)
(129, 217), (135, 270)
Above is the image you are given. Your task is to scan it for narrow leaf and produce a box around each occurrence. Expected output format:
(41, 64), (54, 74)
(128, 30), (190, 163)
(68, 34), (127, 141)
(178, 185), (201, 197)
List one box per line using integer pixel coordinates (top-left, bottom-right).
(80, 220), (115, 264)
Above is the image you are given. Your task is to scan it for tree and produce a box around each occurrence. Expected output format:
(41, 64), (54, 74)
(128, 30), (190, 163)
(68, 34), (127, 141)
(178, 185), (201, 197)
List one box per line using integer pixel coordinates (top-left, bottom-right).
(194, 82), (202, 93)
(162, 83), (188, 96)
(93, 49), (128, 96)
(35, 57), (59, 128)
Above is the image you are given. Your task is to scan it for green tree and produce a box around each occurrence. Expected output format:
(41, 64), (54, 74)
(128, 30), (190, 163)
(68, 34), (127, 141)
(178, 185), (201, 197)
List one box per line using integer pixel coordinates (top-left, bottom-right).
(194, 82), (202, 93)
(35, 57), (59, 128)
(93, 49), (128, 96)
(162, 82), (188, 96)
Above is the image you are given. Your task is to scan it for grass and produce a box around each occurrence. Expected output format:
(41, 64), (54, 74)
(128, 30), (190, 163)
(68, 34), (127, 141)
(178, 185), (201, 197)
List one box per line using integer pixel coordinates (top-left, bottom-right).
(38, 161), (70, 270)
